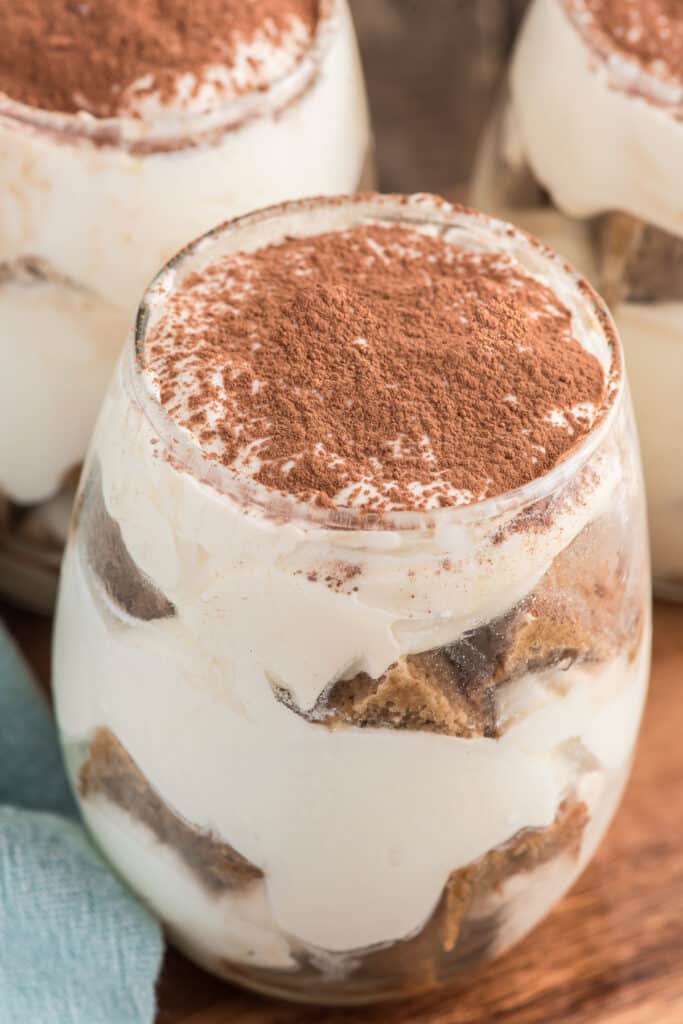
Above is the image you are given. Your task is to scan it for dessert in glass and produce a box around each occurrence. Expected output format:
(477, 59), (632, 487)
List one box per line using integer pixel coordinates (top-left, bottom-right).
(0, 0), (371, 611)
(472, 0), (683, 600)
(54, 194), (651, 1004)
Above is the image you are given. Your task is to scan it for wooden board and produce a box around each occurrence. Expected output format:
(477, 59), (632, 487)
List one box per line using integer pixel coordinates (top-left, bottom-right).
(4, 601), (683, 1024)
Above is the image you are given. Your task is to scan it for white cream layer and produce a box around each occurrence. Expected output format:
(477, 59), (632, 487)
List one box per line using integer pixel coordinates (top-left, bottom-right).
(0, 0), (370, 504)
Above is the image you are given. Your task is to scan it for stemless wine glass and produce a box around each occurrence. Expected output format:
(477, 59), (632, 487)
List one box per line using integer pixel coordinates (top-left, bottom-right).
(472, 0), (683, 600)
(0, 0), (372, 611)
(54, 195), (650, 1005)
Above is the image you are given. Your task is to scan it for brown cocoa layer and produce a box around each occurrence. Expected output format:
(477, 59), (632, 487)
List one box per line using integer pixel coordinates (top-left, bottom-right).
(145, 214), (609, 512)
(0, 0), (319, 118)
(565, 0), (683, 91)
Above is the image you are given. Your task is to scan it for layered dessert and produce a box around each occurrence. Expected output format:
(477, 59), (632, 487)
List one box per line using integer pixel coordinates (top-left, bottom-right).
(471, 0), (683, 599)
(0, 0), (371, 611)
(53, 194), (651, 1004)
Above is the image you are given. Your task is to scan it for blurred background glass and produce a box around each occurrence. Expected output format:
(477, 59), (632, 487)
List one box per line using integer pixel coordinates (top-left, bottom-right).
(350, 0), (530, 193)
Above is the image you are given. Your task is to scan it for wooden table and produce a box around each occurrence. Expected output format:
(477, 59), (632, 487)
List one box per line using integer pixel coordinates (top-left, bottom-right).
(4, 602), (683, 1024)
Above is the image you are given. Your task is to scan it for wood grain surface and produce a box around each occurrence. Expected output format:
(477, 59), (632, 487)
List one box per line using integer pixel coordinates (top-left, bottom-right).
(5, 601), (682, 1023)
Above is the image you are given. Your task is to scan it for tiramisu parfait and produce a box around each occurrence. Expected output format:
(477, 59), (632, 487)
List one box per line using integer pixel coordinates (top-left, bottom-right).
(0, 0), (371, 611)
(472, 0), (683, 599)
(54, 194), (650, 1003)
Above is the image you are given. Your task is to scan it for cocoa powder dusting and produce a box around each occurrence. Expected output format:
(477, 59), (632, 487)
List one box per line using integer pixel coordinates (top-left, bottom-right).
(0, 0), (319, 117)
(144, 220), (608, 513)
(567, 0), (683, 86)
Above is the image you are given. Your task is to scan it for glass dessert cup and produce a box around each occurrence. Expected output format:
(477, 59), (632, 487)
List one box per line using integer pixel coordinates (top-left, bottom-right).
(471, 0), (683, 601)
(0, 0), (372, 614)
(53, 195), (651, 1005)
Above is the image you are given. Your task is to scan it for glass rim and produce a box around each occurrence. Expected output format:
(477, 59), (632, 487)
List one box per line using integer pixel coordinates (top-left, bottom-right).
(561, 0), (683, 115)
(0, 0), (339, 155)
(128, 191), (625, 533)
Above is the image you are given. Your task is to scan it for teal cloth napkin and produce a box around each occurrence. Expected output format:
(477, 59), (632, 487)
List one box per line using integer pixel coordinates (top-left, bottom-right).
(0, 621), (163, 1024)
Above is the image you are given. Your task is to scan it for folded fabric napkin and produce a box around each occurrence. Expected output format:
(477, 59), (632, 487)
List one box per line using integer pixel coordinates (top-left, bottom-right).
(0, 621), (163, 1024)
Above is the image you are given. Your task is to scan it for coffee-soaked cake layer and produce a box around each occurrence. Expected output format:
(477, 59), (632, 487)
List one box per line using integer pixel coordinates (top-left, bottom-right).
(75, 463), (176, 622)
(595, 213), (683, 304)
(80, 729), (263, 892)
(274, 513), (645, 737)
(299, 649), (502, 738)
(144, 216), (611, 512)
(0, 0), (320, 118)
